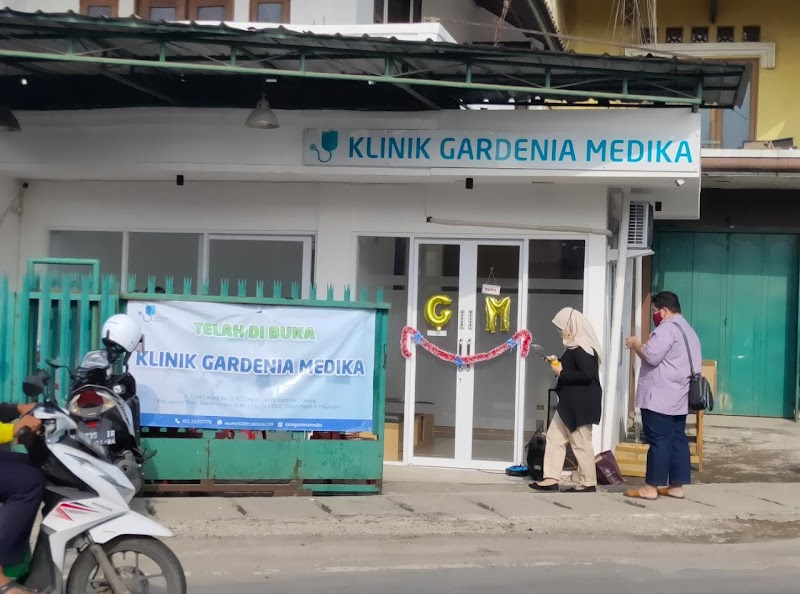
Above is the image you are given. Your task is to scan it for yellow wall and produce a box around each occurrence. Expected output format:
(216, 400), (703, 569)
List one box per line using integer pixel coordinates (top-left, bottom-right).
(556, 0), (800, 142)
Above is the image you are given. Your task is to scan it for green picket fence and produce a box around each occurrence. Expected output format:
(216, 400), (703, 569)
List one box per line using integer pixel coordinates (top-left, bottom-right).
(0, 258), (390, 495)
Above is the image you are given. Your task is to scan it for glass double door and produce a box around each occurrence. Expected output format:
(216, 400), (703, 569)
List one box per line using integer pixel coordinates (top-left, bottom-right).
(408, 240), (523, 468)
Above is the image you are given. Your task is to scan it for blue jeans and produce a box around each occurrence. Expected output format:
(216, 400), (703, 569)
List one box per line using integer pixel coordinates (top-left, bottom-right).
(641, 409), (691, 487)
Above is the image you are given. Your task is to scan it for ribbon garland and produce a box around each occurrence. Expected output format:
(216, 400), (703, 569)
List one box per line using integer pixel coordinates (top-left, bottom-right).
(401, 326), (532, 369)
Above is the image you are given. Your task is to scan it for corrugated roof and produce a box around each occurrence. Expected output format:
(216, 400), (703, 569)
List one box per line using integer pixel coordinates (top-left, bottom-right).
(0, 9), (747, 111)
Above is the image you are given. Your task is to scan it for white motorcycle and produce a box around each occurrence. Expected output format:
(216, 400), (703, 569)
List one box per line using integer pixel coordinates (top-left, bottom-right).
(7, 371), (186, 594)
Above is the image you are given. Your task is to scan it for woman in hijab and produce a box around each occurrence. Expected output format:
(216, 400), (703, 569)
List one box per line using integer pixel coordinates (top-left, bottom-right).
(530, 307), (603, 493)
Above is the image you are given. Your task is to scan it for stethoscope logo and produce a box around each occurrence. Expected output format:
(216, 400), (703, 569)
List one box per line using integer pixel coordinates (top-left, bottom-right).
(310, 130), (339, 163)
(138, 304), (157, 323)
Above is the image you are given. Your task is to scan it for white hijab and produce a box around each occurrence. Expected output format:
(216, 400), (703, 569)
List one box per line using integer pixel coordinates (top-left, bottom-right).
(552, 307), (602, 362)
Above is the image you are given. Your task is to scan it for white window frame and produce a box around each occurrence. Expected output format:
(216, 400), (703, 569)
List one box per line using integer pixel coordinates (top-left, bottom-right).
(204, 234), (313, 299)
(46, 228), (315, 298)
(376, 0), (419, 24)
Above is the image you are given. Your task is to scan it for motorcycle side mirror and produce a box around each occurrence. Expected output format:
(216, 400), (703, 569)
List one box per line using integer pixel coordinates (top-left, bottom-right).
(45, 358), (69, 370)
(22, 373), (47, 398)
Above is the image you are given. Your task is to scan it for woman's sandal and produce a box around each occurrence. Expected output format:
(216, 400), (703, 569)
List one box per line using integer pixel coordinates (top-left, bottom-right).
(657, 487), (686, 499)
(623, 488), (657, 501)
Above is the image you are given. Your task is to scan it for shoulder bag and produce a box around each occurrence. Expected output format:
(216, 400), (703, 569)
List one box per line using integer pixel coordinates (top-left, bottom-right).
(675, 324), (714, 412)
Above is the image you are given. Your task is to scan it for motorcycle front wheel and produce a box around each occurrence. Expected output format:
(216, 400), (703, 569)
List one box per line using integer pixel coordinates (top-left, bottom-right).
(66, 536), (187, 594)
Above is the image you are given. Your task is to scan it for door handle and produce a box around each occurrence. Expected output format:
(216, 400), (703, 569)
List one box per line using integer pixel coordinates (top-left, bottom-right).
(466, 339), (472, 357)
(458, 339), (463, 356)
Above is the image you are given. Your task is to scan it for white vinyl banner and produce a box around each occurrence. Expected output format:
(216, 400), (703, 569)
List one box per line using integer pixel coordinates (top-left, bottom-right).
(126, 301), (376, 432)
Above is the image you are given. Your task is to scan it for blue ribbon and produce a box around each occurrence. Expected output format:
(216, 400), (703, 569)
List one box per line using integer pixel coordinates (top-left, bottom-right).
(454, 356), (465, 370)
(413, 332), (423, 345)
(507, 338), (520, 351)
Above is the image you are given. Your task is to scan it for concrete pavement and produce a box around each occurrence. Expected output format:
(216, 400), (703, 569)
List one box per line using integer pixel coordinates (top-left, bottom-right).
(142, 474), (800, 541)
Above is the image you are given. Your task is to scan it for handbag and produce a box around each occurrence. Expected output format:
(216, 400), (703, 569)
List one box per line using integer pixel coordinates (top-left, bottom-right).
(594, 450), (624, 485)
(675, 324), (714, 412)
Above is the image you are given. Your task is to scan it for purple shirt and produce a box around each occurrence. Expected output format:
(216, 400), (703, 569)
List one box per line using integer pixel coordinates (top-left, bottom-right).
(635, 315), (702, 416)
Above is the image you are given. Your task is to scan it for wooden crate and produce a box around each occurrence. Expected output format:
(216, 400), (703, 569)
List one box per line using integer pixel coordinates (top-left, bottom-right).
(615, 441), (701, 478)
(383, 420), (403, 462)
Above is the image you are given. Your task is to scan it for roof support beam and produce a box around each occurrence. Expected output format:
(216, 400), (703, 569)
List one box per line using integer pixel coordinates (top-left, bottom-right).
(0, 48), (705, 105)
(100, 67), (176, 103)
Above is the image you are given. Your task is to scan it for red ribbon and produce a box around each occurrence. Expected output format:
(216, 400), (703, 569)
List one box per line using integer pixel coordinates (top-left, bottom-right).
(401, 326), (532, 368)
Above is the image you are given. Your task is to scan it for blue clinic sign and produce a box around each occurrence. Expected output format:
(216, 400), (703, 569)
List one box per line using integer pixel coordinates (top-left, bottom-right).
(126, 301), (376, 432)
(303, 119), (700, 174)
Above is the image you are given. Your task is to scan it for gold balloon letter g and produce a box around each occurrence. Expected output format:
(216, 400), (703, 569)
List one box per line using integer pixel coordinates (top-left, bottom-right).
(424, 294), (453, 331)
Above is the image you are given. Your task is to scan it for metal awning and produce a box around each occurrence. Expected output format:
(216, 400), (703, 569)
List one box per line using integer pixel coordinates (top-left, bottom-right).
(0, 10), (748, 111)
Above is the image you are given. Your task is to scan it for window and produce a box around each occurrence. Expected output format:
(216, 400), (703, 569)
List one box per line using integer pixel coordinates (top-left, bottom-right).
(373, 0), (422, 24)
(691, 27), (709, 43)
(128, 233), (202, 291)
(621, 0), (636, 26)
(743, 25), (761, 42)
(701, 60), (758, 149)
(250, 0), (289, 22)
(356, 237), (409, 415)
(717, 26), (734, 43)
(188, 0), (233, 20)
(137, 0), (186, 20)
(640, 27), (653, 44)
(665, 27), (683, 43)
(523, 240), (585, 436)
(49, 231), (123, 279)
(80, 0), (118, 17)
(207, 236), (312, 297)
(47, 231), (313, 297)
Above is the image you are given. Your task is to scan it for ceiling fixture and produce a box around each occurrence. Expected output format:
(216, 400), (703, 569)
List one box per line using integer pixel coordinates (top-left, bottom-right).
(0, 109), (20, 132)
(245, 93), (279, 129)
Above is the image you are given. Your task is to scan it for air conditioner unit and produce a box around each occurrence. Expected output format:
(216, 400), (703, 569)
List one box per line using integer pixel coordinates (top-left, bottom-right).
(627, 201), (653, 249)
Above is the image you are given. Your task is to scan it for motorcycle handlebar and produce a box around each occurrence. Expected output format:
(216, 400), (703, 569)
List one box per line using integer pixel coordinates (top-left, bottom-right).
(16, 426), (37, 449)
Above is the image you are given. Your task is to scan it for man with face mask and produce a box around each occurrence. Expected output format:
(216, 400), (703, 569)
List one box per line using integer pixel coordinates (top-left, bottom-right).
(624, 291), (702, 501)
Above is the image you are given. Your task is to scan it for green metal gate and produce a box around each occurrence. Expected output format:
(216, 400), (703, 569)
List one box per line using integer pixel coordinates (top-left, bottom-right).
(1, 258), (390, 494)
(653, 232), (798, 418)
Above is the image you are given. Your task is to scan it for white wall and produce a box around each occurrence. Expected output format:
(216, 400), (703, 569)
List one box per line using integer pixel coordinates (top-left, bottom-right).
(3, 0), (77, 11)
(290, 0), (372, 25)
(17, 181), (319, 285)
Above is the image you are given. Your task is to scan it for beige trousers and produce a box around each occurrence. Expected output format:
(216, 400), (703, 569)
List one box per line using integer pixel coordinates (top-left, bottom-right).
(542, 412), (597, 487)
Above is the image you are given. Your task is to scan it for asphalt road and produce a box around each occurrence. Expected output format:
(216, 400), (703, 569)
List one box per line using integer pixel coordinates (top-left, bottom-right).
(188, 566), (800, 594)
(169, 533), (800, 593)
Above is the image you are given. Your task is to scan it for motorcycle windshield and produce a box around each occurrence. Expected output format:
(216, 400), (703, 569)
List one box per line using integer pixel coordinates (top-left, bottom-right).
(79, 350), (111, 370)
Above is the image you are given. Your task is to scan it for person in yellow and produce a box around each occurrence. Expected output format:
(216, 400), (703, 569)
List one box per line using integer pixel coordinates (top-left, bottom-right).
(0, 402), (44, 594)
